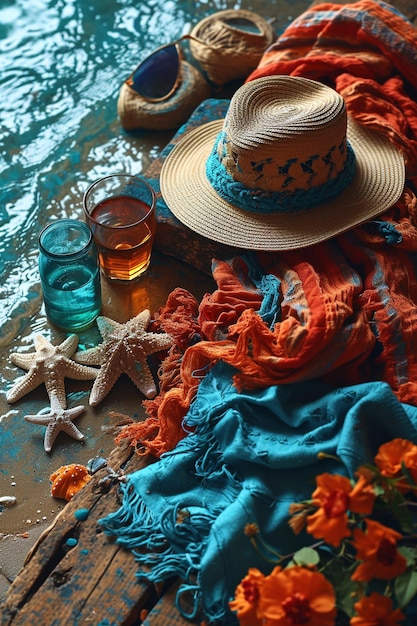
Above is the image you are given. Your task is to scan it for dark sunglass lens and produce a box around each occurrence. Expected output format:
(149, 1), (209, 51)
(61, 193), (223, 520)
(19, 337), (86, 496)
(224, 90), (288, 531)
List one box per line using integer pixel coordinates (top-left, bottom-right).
(131, 44), (179, 99)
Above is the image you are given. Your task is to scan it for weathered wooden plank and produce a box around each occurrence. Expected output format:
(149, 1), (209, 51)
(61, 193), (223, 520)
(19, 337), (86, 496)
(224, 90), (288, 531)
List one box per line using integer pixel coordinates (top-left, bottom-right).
(154, 213), (242, 277)
(141, 581), (201, 626)
(0, 444), (199, 626)
(387, 0), (416, 23)
(0, 445), (155, 626)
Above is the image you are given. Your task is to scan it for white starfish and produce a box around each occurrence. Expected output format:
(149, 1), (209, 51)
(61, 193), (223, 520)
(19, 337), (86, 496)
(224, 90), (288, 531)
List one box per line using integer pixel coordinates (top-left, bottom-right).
(6, 334), (98, 408)
(24, 393), (86, 453)
(74, 309), (173, 406)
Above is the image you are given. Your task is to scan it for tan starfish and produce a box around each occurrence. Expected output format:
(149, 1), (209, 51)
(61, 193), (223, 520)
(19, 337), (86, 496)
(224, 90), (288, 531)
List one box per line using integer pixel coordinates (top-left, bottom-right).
(74, 309), (173, 406)
(24, 393), (86, 453)
(6, 334), (98, 408)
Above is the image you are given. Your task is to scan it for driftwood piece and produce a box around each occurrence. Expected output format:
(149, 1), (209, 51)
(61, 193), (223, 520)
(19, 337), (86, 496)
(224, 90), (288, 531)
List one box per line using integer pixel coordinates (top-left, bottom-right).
(0, 444), (190, 625)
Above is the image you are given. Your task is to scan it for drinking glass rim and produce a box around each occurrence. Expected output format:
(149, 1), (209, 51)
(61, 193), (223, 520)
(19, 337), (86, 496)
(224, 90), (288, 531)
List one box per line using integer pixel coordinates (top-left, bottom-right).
(82, 174), (156, 230)
(39, 219), (93, 259)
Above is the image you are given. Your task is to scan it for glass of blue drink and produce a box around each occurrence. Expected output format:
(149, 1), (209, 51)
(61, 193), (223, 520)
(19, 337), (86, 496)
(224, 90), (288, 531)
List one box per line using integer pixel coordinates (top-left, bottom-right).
(38, 219), (102, 331)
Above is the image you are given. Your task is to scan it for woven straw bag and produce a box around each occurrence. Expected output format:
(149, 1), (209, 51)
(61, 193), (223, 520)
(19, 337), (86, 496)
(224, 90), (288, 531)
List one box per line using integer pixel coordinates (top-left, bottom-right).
(189, 9), (275, 86)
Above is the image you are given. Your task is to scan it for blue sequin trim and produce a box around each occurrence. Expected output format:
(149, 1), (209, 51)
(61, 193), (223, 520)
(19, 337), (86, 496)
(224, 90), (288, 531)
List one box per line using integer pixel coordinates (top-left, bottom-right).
(205, 135), (357, 214)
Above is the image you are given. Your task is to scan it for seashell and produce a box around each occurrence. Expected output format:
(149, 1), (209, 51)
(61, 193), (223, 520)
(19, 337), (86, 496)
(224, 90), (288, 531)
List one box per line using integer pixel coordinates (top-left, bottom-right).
(74, 310), (174, 406)
(86, 456), (108, 474)
(0, 495), (17, 506)
(50, 463), (92, 501)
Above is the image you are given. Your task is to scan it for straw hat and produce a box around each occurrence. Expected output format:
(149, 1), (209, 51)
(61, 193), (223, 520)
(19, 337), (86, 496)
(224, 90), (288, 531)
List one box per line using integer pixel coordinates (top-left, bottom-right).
(189, 9), (275, 86)
(160, 76), (405, 250)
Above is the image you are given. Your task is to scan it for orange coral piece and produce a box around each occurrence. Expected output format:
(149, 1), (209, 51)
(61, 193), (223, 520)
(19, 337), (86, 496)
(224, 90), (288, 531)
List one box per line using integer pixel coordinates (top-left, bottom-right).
(50, 463), (92, 501)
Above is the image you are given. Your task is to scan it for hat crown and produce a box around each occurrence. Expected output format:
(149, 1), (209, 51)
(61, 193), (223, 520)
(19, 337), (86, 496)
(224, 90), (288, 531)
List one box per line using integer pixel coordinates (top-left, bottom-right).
(217, 76), (349, 194)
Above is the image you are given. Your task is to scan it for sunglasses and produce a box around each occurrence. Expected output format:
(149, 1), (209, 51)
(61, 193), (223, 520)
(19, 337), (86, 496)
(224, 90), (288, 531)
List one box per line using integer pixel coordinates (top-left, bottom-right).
(126, 15), (270, 102)
(126, 34), (206, 102)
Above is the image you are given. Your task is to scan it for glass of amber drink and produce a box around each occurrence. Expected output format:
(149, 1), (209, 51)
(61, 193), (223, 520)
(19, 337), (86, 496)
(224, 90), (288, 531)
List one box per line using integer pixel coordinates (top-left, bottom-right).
(83, 174), (157, 281)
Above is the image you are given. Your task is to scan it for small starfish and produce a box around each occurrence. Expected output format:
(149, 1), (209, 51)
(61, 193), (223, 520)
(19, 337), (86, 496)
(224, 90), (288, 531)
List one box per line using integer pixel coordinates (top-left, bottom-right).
(74, 309), (173, 406)
(24, 393), (86, 453)
(6, 334), (98, 408)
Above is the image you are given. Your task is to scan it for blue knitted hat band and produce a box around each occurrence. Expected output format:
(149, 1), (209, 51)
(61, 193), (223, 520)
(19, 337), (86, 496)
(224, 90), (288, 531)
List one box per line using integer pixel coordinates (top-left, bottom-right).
(205, 133), (357, 214)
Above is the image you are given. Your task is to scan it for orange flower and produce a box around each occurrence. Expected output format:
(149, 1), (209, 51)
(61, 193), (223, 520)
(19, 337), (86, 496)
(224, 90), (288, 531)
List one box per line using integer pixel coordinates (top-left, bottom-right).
(259, 565), (336, 626)
(229, 568), (267, 626)
(351, 592), (405, 626)
(244, 523), (260, 538)
(351, 519), (407, 581)
(355, 465), (375, 484)
(306, 473), (375, 547)
(402, 445), (417, 489)
(374, 439), (414, 478)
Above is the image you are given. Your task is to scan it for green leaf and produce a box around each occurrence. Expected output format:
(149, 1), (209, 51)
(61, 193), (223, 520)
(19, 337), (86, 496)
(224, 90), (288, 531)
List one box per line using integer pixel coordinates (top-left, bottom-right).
(337, 576), (359, 618)
(401, 460), (417, 487)
(324, 558), (358, 618)
(386, 488), (414, 534)
(399, 545), (417, 567)
(293, 547), (320, 566)
(373, 483), (386, 497)
(394, 568), (417, 608)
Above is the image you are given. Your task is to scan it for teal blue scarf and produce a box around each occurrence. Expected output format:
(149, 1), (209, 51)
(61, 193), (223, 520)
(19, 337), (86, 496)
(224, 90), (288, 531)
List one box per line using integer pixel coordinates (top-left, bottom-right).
(100, 362), (417, 624)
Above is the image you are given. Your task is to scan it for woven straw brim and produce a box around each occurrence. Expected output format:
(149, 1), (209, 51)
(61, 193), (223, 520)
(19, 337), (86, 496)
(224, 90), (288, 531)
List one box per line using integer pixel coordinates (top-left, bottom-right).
(160, 118), (405, 250)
